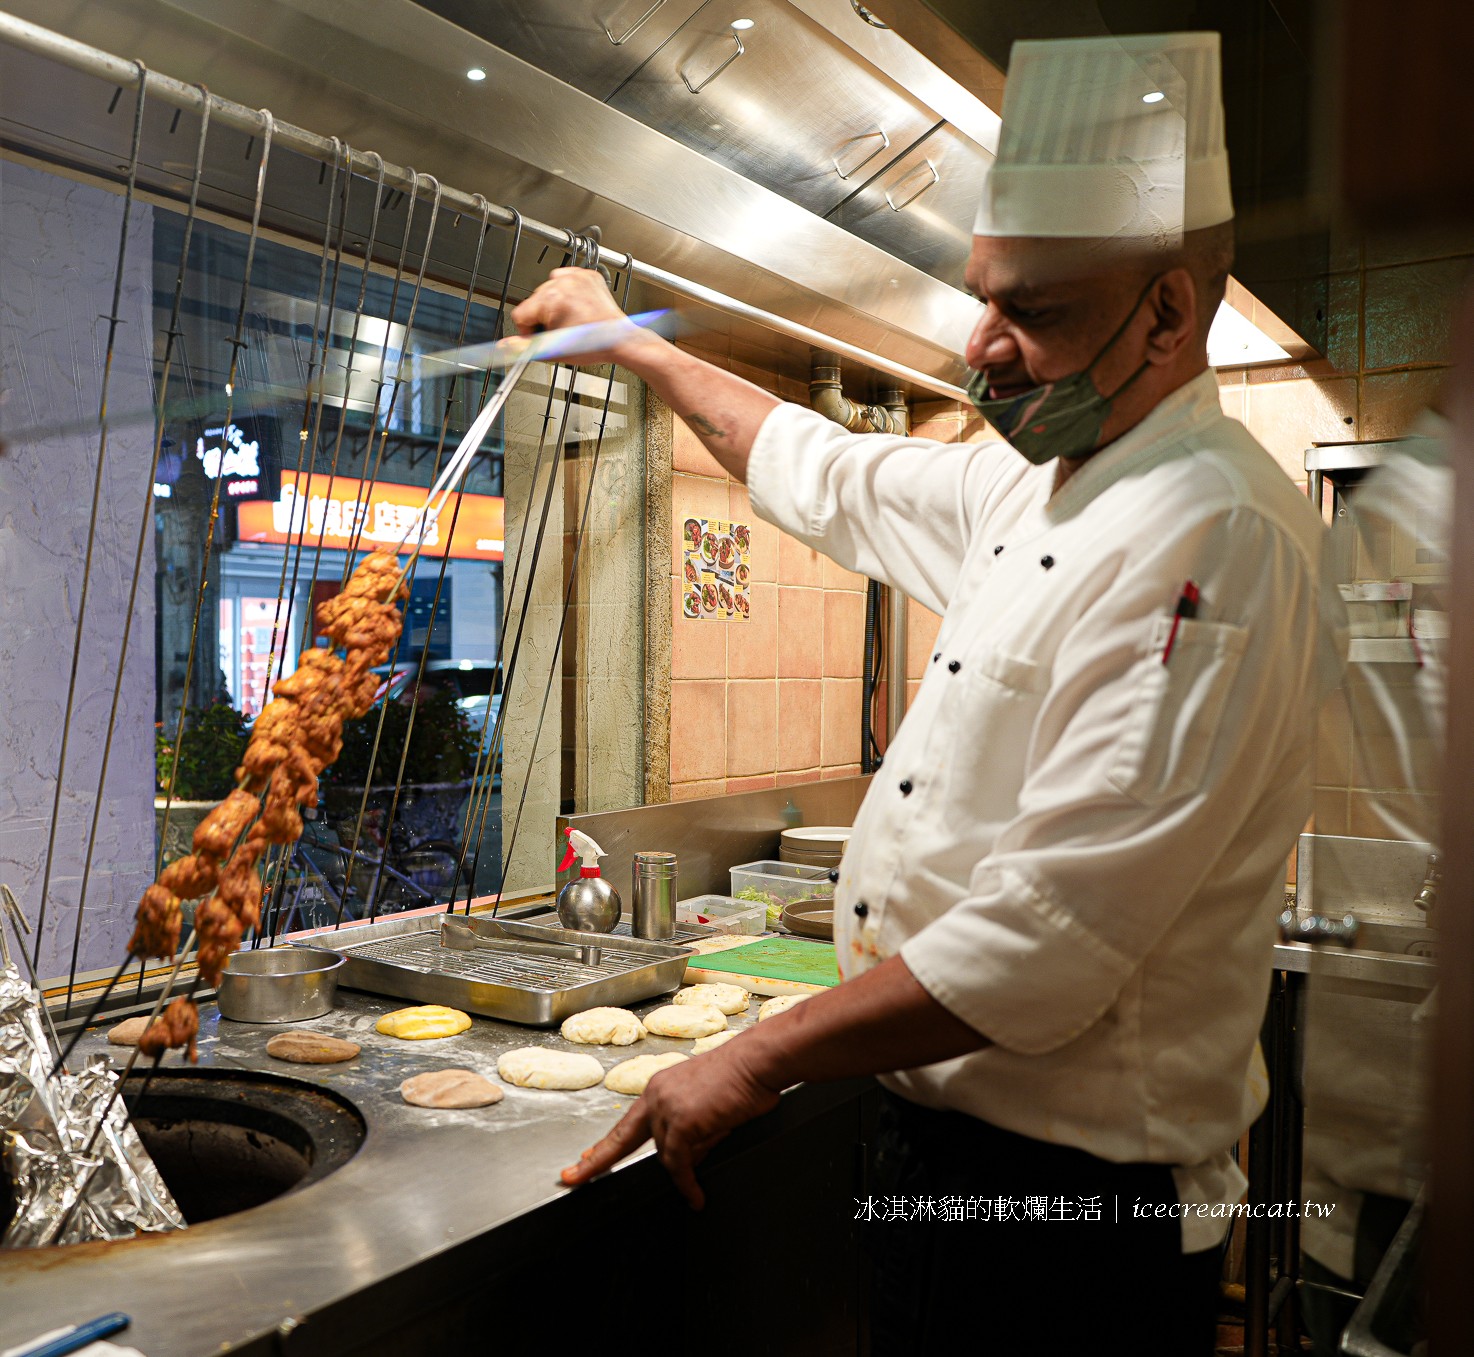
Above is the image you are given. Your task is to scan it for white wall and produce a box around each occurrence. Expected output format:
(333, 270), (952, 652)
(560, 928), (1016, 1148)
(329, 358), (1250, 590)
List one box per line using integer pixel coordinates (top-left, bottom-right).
(0, 161), (157, 984)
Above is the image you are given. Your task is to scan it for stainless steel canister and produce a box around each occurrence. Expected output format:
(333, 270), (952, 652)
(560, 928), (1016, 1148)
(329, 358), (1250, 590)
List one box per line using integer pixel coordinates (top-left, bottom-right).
(631, 851), (678, 940)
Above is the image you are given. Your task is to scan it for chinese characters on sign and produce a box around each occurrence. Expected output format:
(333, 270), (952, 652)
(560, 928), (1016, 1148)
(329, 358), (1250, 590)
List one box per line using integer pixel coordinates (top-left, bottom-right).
(153, 416), (281, 501)
(237, 472), (505, 561)
(850, 1195), (1335, 1223)
(853, 1195), (1106, 1223)
(680, 515), (752, 621)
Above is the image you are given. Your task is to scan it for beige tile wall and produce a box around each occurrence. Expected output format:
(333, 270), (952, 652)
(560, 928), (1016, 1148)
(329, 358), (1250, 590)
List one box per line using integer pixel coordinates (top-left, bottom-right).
(664, 348), (870, 800)
(1241, 223), (1473, 846)
(1216, 226), (1473, 495)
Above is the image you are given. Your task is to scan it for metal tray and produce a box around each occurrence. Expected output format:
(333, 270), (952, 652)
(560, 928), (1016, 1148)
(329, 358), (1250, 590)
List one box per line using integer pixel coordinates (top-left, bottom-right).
(293, 914), (693, 1026)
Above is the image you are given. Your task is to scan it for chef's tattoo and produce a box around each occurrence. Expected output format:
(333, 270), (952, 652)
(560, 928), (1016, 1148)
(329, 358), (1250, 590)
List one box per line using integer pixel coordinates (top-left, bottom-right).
(687, 413), (728, 440)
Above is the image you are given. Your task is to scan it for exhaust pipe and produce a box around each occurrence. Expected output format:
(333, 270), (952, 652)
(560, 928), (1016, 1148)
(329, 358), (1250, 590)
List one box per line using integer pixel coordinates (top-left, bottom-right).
(810, 350), (908, 435)
(809, 351), (911, 767)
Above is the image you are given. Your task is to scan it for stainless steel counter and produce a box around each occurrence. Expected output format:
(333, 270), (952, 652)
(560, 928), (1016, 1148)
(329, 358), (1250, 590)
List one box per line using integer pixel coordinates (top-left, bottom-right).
(1272, 939), (1436, 990)
(0, 983), (864, 1356)
(8, 933), (1419, 1354)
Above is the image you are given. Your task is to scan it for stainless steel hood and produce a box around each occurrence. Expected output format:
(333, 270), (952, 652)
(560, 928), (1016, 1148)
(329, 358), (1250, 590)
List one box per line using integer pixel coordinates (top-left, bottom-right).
(414, 0), (999, 291)
(0, 0), (983, 394)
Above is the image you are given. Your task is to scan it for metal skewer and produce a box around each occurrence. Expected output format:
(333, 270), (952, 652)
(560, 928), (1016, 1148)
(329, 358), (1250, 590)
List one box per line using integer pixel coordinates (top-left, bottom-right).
(48, 957), (138, 1080)
(43, 925), (198, 1246)
(388, 310), (674, 585)
(387, 346), (535, 590)
(0, 886), (67, 1067)
(363, 309), (674, 389)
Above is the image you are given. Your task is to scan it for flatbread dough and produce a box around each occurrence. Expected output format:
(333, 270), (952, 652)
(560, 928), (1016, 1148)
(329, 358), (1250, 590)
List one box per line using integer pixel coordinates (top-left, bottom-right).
(686, 1025), (742, 1060)
(375, 1005), (473, 1040)
(673, 983), (750, 1016)
(265, 1031), (361, 1064)
(560, 1006), (646, 1046)
(604, 1052), (688, 1095)
(758, 994), (811, 1021)
(497, 1047), (604, 1090)
(643, 1003), (727, 1039)
(400, 1068), (504, 1109)
(692, 1029), (743, 1055)
(107, 1016), (149, 1046)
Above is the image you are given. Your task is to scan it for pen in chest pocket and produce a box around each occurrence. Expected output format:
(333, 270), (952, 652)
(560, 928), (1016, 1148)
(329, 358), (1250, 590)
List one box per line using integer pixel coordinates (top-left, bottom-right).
(1161, 580), (1200, 666)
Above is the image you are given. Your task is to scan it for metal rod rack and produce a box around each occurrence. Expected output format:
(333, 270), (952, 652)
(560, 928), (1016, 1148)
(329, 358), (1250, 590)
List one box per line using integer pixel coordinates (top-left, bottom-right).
(0, 10), (969, 403)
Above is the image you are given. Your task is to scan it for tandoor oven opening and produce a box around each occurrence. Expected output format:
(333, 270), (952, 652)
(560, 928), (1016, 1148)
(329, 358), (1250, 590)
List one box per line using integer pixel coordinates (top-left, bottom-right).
(1, 1068), (366, 1238)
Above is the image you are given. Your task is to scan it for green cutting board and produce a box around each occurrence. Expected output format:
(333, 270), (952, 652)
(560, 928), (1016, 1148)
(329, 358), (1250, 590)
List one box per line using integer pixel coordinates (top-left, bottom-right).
(687, 936), (839, 988)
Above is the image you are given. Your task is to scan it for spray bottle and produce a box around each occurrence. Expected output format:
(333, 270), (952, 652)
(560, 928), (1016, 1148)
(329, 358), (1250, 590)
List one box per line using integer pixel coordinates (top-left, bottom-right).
(556, 827), (621, 933)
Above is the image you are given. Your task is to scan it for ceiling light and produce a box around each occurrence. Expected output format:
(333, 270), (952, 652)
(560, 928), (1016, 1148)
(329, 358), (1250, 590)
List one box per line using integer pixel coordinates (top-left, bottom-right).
(1142, 90), (1165, 104)
(731, 18), (755, 30)
(466, 67), (486, 82)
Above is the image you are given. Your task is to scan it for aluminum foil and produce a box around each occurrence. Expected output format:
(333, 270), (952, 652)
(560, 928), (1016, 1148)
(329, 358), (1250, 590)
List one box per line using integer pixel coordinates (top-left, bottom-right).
(1, 965), (184, 1247)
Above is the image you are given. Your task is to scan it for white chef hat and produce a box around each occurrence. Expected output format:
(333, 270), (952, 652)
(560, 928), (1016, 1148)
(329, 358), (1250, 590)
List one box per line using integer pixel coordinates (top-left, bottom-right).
(974, 31), (1232, 245)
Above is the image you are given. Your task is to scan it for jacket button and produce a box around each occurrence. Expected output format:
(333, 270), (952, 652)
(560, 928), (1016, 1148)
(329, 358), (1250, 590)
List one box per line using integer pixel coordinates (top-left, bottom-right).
(993, 545), (1004, 556)
(828, 869), (840, 884)
(854, 901), (869, 919)
(1041, 555), (1055, 570)
(932, 652), (941, 663)
(947, 660), (961, 673)
(899, 779), (913, 796)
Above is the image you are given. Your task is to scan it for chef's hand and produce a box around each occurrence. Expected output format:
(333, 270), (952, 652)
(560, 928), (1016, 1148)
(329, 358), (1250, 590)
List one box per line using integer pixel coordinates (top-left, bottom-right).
(510, 267), (659, 367)
(560, 1042), (781, 1209)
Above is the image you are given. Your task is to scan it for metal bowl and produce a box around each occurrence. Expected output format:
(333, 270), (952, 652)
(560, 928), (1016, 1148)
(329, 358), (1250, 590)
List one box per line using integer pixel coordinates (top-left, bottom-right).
(780, 899), (835, 942)
(217, 949), (345, 1024)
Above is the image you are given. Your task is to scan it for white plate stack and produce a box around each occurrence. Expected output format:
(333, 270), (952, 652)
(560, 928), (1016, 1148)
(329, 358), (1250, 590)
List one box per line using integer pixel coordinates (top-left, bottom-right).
(779, 825), (851, 873)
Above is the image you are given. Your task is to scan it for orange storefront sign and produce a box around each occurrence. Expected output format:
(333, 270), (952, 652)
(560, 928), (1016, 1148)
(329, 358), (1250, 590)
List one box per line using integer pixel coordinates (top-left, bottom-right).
(237, 472), (504, 561)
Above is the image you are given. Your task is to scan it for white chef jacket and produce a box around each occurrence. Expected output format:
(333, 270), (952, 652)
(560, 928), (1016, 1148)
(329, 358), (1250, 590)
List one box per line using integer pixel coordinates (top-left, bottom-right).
(747, 370), (1345, 1250)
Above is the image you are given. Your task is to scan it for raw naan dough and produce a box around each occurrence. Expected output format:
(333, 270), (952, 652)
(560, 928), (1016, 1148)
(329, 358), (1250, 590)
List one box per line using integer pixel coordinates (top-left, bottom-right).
(497, 1047), (604, 1090)
(758, 994), (811, 1021)
(560, 1006), (646, 1045)
(692, 1029), (743, 1055)
(604, 1052), (688, 1095)
(107, 1016), (149, 1046)
(265, 1031), (361, 1064)
(400, 1068), (504, 1109)
(643, 1003), (727, 1039)
(673, 983), (750, 1016)
(375, 1005), (472, 1040)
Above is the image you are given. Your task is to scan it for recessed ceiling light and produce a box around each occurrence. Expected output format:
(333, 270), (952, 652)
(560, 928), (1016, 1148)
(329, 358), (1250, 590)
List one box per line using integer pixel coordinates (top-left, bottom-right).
(466, 67), (487, 82)
(1142, 90), (1165, 104)
(731, 18), (755, 30)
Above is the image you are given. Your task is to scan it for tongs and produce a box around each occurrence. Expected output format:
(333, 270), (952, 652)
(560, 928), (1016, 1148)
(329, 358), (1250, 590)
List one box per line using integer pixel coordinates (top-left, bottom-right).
(439, 916), (602, 968)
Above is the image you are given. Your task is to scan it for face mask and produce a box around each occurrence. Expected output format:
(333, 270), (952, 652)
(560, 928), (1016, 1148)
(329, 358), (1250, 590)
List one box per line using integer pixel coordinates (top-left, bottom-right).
(966, 274), (1160, 466)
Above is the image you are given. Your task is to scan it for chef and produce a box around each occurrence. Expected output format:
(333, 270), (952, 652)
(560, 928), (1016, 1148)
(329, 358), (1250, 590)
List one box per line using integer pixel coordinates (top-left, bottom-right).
(517, 32), (1343, 1355)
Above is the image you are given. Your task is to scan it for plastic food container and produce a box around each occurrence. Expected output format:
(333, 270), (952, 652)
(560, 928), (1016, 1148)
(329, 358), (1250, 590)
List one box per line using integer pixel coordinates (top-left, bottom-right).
(728, 860), (836, 913)
(676, 893), (766, 936)
(217, 948), (345, 1023)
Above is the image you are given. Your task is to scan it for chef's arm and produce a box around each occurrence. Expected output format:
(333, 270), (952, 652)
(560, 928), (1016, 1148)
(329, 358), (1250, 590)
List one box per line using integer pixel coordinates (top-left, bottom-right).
(742, 954), (990, 1089)
(512, 267), (776, 481)
(559, 955), (988, 1206)
(513, 269), (1001, 619)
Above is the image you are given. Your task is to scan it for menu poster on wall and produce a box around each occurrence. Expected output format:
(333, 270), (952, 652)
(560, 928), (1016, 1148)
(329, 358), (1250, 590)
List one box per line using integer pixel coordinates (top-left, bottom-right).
(680, 516), (751, 621)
